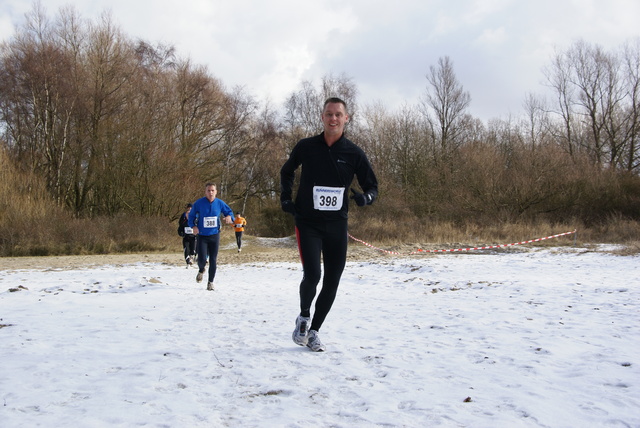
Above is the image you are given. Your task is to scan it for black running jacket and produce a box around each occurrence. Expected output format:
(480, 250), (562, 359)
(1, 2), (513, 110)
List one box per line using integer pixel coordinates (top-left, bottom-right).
(280, 132), (378, 220)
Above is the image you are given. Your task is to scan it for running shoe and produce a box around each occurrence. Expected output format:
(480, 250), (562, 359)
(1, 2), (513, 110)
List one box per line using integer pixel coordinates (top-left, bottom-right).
(292, 315), (310, 346)
(196, 271), (204, 283)
(207, 281), (214, 291)
(306, 330), (325, 352)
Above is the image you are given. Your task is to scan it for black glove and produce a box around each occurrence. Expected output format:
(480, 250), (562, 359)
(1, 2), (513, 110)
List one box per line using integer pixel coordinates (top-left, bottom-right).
(350, 188), (372, 207)
(281, 200), (296, 215)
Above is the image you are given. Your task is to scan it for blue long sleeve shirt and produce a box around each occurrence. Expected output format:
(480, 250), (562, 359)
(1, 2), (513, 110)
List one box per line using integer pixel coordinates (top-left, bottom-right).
(188, 197), (234, 236)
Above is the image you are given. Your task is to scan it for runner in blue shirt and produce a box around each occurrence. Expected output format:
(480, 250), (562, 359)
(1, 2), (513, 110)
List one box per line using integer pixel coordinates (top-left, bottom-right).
(188, 183), (234, 290)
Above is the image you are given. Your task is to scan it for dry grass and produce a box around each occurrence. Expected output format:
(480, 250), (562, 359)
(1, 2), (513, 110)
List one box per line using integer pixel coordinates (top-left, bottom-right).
(1, 212), (638, 258)
(2, 204), (638, 257)
(2, 148), (639, 257)
(347, 209), (639, 255)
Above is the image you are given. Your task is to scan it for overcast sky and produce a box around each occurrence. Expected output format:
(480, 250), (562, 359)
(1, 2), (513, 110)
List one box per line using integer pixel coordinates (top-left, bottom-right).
(1, 0), (639, 121)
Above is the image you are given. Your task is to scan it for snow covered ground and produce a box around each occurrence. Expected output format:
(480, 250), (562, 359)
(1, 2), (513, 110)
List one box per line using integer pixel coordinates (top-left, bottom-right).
(1, 245), (638, 427)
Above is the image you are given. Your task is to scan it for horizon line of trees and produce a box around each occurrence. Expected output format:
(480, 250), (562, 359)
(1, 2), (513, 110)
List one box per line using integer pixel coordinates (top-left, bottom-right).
(1, 3), (639, 237)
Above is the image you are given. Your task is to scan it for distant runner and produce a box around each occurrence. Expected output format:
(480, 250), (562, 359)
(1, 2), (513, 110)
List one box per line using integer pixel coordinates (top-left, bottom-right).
(232, 212), (247, 253)
(178, 203), (197, 267)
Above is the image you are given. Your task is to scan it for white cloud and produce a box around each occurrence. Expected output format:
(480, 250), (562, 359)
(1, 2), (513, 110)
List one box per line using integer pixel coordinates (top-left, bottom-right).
(0, 15), (16, 41)
(473, 27), (507, 47)
(259, 44), (316, 104)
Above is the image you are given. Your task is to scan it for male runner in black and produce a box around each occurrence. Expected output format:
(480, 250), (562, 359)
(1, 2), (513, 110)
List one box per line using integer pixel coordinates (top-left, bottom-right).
(280, 97), (378, 351)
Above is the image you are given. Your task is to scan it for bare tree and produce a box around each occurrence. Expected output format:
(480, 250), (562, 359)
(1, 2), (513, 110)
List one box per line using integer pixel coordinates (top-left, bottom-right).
(355, 101), (391, 180)
(236, 100), (283, 213)
(543, 50), (579, 158)
(0, 3), (79, 205)
(545, 40), (634, 169)
(522, 92), (550, 147)
(217, 86), (259, 199)
(621, 38), (640, 172)
(567, 40), (624, 167)
(76, 12), (138, 214)
(283, 73), (358, 145)
(421, 56), (471, 154)
(283, 80), (322, 141)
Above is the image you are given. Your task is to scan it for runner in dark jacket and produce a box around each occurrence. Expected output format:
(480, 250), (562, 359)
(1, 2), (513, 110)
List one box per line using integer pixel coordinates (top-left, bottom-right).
(178, 203), (197, 267)
(281, 97), (378, 351)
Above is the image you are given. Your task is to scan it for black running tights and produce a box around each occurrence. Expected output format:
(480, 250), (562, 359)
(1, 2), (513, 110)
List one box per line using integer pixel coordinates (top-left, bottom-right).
(183, 236), (196, 260)
(295, 218), (348, 332)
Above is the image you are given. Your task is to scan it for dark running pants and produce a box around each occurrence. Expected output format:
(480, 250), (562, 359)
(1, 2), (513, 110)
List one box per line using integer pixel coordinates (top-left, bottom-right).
(183, 235), (196, 261)
(295, 218), (348, 332)
(235, 231), (243, 249)
(197, 234), (220, 283)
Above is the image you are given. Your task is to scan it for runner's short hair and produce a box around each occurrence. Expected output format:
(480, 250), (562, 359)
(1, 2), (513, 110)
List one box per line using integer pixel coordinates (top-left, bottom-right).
(323, 97), (348, 113)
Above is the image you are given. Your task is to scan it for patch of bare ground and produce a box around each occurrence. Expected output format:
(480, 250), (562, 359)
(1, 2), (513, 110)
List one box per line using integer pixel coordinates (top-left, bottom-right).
(0, 236), (382, 271)
(0, 236), (635, 272)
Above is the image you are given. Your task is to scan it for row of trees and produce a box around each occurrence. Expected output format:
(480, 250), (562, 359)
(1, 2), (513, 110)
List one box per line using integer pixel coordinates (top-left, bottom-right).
(0, 5), (283, 218)
(1, 4), (639, 238)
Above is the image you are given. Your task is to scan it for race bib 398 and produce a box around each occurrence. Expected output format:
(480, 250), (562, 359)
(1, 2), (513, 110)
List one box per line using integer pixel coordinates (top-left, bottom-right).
(313, 186), (345, 211)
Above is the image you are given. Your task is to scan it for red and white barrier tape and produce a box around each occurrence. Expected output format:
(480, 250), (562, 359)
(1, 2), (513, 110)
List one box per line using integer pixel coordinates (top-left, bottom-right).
(348, 230), (577, 255)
